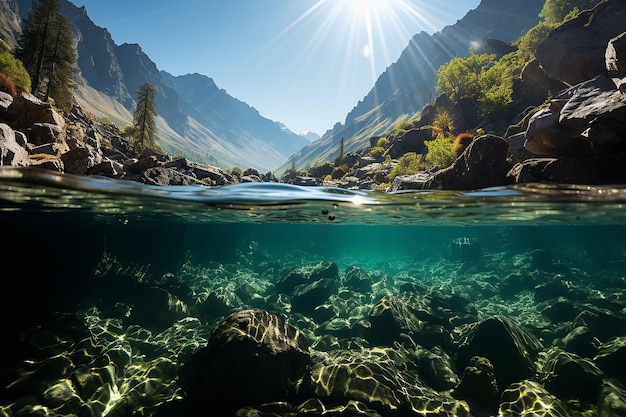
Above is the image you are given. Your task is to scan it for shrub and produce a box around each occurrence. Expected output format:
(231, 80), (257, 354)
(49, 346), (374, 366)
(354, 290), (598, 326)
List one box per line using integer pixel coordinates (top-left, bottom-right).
(376, 137), (389, 148)
(0, 73), (17, 96)
(454, 133), (475, 156)
(436, 53), (497, 101)
(387, 152), (428, 180)
(0, 40), (31, 94)
(331, 166), (347, 180)
(369, 146), (385, 158)
(425, 135), (457, 168)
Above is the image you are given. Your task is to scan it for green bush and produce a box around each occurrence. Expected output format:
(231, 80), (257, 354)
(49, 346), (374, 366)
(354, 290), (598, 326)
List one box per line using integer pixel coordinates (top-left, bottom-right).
(369, 146), (385, 158)
(436, 53), (497, 101)
(0, 40), (31, 94)
(425, 135), (457, 168)
(387, 152), (428, 180)
(376, 137), (389, 148)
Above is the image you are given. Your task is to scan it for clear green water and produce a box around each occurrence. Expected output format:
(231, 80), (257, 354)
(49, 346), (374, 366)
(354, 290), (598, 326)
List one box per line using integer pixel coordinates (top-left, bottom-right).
(2, 167), (626, 416)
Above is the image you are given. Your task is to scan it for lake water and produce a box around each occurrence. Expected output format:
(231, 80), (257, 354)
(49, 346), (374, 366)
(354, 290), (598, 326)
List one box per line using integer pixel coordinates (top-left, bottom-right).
(1, 166), (625, 417)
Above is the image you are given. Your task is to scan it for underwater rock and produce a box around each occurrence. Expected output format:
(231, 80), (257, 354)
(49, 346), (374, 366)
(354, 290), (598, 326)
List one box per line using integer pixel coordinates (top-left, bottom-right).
(456, 316), (543, 390)
(453, 356), (499, 415)
(177, 309), (311, 414)
(274, 261), (339, 294)
(595, 336), (626, 385)
(197, 292), (233, 324)
(416, 346), (460, 392)
(128, 286), (189, 333)
(292, 278), (339, 314)
(539, 347), (604, 404)
(573, 308), (626, 341)
(556, 325), (599, 359)
(498, 380), (571, 417)
(344, 266), (374, 293)
(541, 297), (583, 323)
(598, 378), (626, 417)
(368, 295), (423, 347)
(304, 347), (471, 417)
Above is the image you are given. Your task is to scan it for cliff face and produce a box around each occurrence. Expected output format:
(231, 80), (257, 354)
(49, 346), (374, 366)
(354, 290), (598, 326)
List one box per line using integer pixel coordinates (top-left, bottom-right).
(3, 0), (309, 172)
(277, 0), (545, 174)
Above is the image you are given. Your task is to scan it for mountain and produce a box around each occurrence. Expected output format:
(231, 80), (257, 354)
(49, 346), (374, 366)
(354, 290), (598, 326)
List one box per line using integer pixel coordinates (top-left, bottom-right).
(276, 0), (545, 175)
(3, 0), (309, 172)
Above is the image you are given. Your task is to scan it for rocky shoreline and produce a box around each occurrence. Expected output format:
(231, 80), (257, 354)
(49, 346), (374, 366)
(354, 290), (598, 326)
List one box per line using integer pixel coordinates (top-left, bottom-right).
(0, 3), (625, 192)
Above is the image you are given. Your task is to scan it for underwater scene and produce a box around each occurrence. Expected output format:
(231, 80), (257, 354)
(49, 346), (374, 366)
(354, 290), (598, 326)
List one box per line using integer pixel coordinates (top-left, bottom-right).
(1, 168), (626, 417)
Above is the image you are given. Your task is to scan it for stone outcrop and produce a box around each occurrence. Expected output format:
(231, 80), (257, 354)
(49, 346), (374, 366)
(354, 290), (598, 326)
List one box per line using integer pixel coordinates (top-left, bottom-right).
(0, 92), (237, 185)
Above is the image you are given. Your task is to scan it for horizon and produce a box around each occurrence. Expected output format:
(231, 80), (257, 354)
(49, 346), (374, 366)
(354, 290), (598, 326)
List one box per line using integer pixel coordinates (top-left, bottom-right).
(71, 0), (481, 136)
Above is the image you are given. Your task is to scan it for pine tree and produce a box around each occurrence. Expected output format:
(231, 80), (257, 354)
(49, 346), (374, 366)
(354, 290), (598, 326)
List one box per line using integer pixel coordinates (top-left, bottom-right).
(133, 82), (158, 152)
(16, 0), (77, 112)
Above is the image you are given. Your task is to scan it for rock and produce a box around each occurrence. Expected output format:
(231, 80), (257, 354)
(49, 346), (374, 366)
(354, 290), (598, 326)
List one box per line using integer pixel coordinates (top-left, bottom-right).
(305, 347), (471, 417)
(453, 356), (499, 414)
(292, 278), (339, 314)
(424, 135), (512, 190)
(539, 347), (604, 403)
(0, 123), (30, 166)
(523, 104), (592, 156)
(60, 146), (103, 176)
(417, 346), (460, 392)
(607, 32), (626, 97)
(541, 297), (582, 323)
(456, 316), (543, 390)
(498, 380), (572, 417)
(5, 93), (65, 129)
(128, 287), (189, 333)
(574, 309), (626, 341)
(368, 295), (423, 346)
(178, 309), (311, 415)
(557, 326), (599, 359)
(274, 262), (339, 294)
(598, 379), (626, 417)
(595, 336), (626, 384)
(387, 128), (430, 159)
(389, 172), (433, 192)
(559, 73), (626, 154)
(343, 266), (373, 293)
(535, 1), (626, 86)
(136, 166), (204, 186)
(292, 176), (319, 186)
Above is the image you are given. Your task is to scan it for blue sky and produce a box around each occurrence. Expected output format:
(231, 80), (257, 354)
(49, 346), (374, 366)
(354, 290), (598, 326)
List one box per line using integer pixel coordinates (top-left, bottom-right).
(71, 1), (481, 135)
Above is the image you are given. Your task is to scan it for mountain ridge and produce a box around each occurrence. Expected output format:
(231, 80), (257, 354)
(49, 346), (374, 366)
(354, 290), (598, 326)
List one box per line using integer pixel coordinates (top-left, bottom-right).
(2, 0), (309, 172)
(276, 0), (545, 174)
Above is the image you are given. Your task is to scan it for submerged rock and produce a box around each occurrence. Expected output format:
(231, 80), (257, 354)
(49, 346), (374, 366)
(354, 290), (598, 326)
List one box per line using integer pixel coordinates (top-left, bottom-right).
(304, 347), (471, 417)
(456, 316), (543, 390)
(177, 309), (311, 414)
(498, 380), (571, 417)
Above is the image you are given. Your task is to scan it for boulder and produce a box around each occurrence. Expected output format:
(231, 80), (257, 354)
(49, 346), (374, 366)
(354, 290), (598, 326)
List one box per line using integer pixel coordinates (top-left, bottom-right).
(0, 123), (29, 167)
(5, 93), (65, 129)
(539, 347), (604, 403)
(455, 316), (543, 390)
(606, 31), (626, 97)
(498, 380), (572, 417)
(387, 128), (430, 159)
(305, 347), (472, 417)
(595, 336), (626, 384)
(535, 1), (626, 86)
(136, 167), (204, 186)
(177, 309), (311, 414)
(453, 356), (499, 414)
(424, 135), (512, 190)
(598, 379), (626, 417)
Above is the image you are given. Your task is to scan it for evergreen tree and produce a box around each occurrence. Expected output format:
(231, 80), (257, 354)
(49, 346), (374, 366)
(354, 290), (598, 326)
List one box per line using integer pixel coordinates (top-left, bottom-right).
(133, 82), (158, 152)
(16, 0), (77, 111)
(539, 0), (601, 24)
